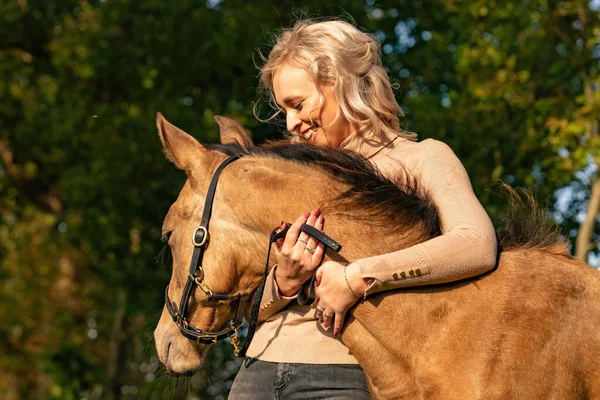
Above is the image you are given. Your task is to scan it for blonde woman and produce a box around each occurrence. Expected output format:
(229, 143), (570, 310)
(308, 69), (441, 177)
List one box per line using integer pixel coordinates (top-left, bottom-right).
(229, 19), (497, 399)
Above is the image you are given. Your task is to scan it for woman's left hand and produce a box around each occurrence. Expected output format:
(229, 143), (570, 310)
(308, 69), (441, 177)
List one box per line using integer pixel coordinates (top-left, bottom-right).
(312, 261), (369, 336)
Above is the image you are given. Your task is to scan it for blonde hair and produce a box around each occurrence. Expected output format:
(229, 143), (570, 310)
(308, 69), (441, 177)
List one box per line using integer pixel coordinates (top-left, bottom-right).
(256, 19), (417, 141)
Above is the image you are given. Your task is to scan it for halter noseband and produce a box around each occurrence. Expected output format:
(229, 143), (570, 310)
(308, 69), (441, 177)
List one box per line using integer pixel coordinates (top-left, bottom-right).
(163, 154), (342, 357)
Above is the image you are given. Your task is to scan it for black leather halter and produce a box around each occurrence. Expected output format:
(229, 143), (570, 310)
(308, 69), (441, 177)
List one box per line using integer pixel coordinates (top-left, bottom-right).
(164, 154), (342, 357)
(164, 155), (247, 351)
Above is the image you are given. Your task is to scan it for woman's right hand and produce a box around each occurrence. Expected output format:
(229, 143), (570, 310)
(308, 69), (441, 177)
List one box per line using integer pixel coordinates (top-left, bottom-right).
(274, 209), (325, 297)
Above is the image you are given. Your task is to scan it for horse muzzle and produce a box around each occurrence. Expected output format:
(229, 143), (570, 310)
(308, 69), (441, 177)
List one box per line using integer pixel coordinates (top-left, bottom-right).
(155, 307), (206, 375)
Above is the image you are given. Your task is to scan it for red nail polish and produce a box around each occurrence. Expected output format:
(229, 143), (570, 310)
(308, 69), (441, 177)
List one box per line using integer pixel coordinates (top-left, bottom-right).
(302, 211), (310, 218)
(318, 215), (324, 224)
(315, 208), (321, 217)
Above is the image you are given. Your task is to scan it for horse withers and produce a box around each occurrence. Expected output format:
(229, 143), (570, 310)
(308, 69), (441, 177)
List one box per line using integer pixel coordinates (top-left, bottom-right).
(153, 113), (600, 399)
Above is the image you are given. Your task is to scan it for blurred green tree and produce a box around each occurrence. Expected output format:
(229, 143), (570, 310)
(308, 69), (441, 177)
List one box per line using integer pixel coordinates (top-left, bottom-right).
(0, 1), (598, 399)
(367, 0), (600, 261)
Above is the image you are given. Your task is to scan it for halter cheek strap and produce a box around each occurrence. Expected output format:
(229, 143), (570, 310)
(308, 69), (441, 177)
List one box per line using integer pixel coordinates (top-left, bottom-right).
(165, 155), (246, 347)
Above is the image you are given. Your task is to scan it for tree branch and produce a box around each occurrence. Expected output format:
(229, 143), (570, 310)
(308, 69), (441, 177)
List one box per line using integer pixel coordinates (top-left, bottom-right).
(576, 177), (600, 261)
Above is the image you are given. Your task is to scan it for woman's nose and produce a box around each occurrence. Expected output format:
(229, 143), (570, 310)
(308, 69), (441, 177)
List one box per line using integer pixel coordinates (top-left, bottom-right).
(286, 112), (302, 134)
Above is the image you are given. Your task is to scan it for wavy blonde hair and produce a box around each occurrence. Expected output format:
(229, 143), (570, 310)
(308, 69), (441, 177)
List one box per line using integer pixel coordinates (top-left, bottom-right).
(256, 19), (417, 141)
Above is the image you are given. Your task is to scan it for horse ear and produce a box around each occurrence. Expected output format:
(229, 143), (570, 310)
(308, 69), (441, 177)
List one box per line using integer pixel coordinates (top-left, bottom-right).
(156, 112), (207, 170)
(214, 116), (254, 150)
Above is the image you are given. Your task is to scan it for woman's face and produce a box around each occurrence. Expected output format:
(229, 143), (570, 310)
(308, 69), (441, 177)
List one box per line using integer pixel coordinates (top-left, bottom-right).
(272, 63), (356, 148)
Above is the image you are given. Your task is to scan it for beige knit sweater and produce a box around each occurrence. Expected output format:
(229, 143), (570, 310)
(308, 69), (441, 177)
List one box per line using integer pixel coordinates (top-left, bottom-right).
(245, 129), (498, 364)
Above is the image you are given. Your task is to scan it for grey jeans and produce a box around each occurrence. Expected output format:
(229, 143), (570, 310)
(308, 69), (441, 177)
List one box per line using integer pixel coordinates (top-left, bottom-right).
(228, 359), (371, 399)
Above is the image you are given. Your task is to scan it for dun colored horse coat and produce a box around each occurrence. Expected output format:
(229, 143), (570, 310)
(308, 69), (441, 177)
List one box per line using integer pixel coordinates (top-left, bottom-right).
(153, 114), (600, 399)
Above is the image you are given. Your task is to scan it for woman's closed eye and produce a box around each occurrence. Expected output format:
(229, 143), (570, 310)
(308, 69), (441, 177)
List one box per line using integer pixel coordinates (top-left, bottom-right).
(293, 101), (303, 111)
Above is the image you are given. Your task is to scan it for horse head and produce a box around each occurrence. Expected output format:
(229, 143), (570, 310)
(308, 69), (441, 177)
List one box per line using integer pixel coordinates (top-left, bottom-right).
(153, 113), (332, 374)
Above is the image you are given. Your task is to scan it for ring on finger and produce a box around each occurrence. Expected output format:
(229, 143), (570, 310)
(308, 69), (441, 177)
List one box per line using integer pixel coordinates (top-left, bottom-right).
(305, 246), (315, 254)
(323, 311), (332, 319)
(297, 238), (309, 245)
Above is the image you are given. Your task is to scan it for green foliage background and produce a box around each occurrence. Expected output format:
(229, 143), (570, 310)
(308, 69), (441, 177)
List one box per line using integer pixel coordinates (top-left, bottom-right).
(1, 0), (599, 399)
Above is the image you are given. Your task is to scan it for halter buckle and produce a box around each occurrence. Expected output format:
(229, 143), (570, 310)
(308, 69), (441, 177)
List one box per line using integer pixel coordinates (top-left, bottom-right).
(192, 226), (209, 247)
(197, 333), (218, 344)
(176, 314), (186, 328)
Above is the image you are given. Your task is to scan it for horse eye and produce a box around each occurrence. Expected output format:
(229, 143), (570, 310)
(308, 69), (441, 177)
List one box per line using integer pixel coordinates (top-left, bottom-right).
(161, 231), (173, 243)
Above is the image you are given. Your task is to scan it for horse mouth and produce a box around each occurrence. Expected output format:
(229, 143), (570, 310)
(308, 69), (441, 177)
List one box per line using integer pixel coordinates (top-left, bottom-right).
(165, 368), (197, 378)
(158, 336), (208, 376)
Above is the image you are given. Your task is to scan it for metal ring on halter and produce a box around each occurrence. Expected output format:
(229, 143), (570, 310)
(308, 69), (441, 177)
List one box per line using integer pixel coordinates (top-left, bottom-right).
(305, 245), (315, 254)
(297, 238), (309, 245)
(192, 226), (209, 247)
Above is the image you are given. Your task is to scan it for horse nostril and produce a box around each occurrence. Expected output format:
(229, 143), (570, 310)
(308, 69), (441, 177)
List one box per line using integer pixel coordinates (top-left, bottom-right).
(163, 341), (195, 376)
(162, 340), (175, 372)
(166, 341), (172, 361)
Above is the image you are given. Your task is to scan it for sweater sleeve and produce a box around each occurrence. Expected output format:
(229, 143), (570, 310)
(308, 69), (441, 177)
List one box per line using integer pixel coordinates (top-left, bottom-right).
(360, 140), (497, 295)
(257, 266), (298, 323)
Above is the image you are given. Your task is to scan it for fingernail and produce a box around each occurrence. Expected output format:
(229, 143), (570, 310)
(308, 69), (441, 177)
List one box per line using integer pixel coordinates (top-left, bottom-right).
(317, 215), (324, 224)
(333, 329), (338, 336)
(302, 211), (310, 218)
(314, 208), (321, 217)
(280, 220), (285, 229)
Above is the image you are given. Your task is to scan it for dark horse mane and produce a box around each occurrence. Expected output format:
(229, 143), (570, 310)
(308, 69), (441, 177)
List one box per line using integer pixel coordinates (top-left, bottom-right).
(210, 141), (441, 238)
(210, 142), (567, 254)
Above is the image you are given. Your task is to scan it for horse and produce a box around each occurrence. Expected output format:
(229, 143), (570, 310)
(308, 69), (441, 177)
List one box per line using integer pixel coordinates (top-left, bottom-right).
(153, 113), (600, 399)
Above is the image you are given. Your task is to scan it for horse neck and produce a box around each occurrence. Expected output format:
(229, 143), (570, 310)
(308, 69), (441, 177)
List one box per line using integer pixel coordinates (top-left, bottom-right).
(226, 158), (432, 288)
